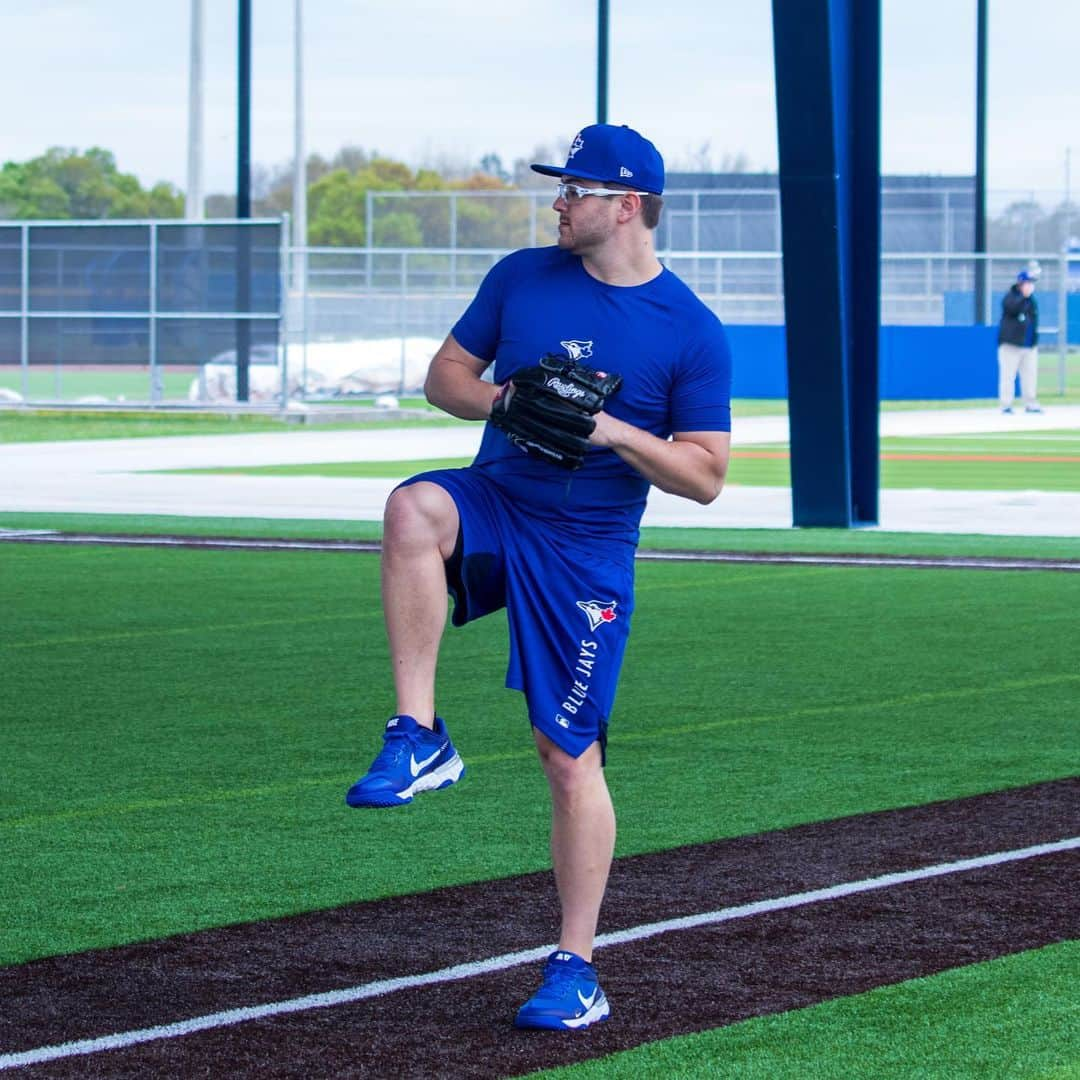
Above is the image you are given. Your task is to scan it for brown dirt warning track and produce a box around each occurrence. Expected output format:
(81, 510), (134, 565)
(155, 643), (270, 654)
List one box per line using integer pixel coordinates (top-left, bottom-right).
(1, 778), (1077, 1078)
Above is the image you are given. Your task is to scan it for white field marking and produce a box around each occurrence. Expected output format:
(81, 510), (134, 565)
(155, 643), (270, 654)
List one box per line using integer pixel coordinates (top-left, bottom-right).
(0, 533), (381, 552)
(880, 443), (1080, 454)
(1, 836), (1077, 1071)
(637, 550), (1080, 572)
(1, 532), (1077, 572)
(920, 433), (1080, 443)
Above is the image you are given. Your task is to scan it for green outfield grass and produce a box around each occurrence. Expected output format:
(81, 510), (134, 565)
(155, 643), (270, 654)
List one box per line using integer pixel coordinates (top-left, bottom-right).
(726, 430), (1080, 491)
(3, 541), (1077, 969)
(533, 942), (1080, 1079)
(0, 407), (463, 443)
(0, 367), (195, 401)
(167, 456), (476, 477)
(152, 428), (1080, 492)
(3, 539), (1077, 1076)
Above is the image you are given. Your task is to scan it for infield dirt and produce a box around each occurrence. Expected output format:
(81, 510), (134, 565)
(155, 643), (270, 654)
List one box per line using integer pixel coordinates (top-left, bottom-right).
(2, 777), (1077, 1078)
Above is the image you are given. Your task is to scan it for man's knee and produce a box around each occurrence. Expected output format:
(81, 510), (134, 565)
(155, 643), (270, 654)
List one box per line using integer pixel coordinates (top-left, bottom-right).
(384, 482), (459, 558)
(535, 732), (604, 796)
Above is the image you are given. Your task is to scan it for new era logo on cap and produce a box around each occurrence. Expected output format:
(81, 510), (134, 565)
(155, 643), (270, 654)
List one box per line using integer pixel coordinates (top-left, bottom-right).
(531, 124), (664, 195)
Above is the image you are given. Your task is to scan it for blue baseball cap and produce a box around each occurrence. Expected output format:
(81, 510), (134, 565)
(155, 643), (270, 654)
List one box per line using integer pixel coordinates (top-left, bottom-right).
(1017, 269), (1038, 282)
(531, 124), (665, 195)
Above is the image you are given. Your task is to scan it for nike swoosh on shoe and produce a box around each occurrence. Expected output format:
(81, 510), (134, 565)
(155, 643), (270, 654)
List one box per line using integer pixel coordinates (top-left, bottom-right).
(410, 745), (446, 777)
(577, 988), (597, 1009)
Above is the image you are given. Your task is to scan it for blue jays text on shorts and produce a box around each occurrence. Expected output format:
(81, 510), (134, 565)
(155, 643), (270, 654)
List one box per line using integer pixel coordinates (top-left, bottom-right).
(400, 467), (635, 760)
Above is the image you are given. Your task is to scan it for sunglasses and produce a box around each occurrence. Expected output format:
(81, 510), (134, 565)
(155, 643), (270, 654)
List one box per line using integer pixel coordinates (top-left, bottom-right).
(554, 182), (652, 203)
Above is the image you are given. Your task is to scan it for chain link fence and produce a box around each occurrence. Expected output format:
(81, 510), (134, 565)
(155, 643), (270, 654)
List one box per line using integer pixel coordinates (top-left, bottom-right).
(1, 187), (1075, 404)
(0, 220), (283, 405)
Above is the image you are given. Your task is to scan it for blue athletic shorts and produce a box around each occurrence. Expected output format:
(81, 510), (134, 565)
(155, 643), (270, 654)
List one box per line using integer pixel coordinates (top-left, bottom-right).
(398, 468), (636, 760)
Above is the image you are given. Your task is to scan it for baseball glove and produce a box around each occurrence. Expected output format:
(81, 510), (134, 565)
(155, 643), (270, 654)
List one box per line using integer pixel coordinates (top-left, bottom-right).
(489, 354), (623, 470)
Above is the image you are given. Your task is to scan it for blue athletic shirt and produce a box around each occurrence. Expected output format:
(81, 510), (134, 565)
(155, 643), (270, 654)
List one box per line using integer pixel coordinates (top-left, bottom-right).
(451, 245), (732, 540)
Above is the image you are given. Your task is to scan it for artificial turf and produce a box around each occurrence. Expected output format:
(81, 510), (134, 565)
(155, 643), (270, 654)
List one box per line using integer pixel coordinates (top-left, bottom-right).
(727, 431), (1080, 492)
(530, 941), (1080, 1079)
(2, 542), (1076, 968)
(153, 429), (1080, 492)
(0, 408), (460, 443)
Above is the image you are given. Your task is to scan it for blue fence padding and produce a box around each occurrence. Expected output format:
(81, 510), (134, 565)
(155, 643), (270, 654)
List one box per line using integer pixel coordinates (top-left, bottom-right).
(945, 290), (1080, 344)
(879, 325), (997, 399)
(725, 325), (788, 398)
(725, 323), (1001, 399)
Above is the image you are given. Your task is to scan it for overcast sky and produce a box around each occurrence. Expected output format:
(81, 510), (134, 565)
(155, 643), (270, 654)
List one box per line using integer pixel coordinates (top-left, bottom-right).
(3, 0), (1077, 201)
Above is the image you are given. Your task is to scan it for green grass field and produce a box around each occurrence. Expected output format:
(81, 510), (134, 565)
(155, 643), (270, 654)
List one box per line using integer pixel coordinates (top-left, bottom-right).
(725, 430), (1080, 491)
(0, 367), (196, 401)
(534, 942), (1080, 1078)
(1, 394), (1078, 1075)
(149, 429), (1080, 493)
(0, 407), (464, 443)
(2, 538), (1077, 1075)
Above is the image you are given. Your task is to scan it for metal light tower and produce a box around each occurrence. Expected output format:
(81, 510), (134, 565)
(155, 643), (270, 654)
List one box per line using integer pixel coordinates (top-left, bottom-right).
(235, 0), (252, 402)
(974, 0), (988, 323)
(293, 0), (307, 263)
(597, 0), (609, 124)
(185, 0), (205, 219)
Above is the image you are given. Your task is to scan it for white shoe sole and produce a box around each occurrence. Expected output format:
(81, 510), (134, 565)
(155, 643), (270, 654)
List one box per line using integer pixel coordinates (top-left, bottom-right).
(396, 753), (465, 801)
(562, 995), (610, 1029)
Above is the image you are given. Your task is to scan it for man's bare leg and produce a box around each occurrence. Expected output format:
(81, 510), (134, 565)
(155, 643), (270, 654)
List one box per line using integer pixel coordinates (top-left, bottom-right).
(381, 482), (459, 731)
(533, 729), (615, 961)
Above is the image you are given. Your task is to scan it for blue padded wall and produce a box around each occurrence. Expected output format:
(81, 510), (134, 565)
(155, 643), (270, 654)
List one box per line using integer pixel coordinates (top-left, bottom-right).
(772, 0), (881, 526)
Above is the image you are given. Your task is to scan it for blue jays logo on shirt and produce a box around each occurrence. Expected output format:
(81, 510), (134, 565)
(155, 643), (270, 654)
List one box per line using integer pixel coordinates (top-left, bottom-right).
(560, 339), (593, 361)
(577, 599), (617, 631)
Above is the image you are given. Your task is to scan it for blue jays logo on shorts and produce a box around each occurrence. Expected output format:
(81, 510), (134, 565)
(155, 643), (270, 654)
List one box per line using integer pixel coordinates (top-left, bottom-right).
(577, 599), (617, 631)
(560, 340), (593, 361)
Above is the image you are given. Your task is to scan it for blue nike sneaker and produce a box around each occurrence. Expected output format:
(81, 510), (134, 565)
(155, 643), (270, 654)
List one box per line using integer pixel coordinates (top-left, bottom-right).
(514, 950), (610, 1031)
(345, 715), (464, 808)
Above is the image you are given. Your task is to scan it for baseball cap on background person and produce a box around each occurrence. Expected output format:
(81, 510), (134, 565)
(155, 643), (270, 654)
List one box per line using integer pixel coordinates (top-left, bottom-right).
(1017, 268), (1039, 283)
(531, 124), (665, 195)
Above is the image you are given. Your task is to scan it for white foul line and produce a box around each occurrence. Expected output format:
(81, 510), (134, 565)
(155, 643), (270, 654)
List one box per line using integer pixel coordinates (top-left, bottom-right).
(1, 836), (1076, 1071)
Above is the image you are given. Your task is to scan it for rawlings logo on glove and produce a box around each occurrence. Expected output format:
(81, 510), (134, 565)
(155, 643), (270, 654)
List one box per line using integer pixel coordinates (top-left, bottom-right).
(489, 354), (623, 470)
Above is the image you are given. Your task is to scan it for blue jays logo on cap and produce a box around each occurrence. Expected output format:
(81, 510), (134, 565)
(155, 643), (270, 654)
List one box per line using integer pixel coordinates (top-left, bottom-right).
(532, 124), (665, 195)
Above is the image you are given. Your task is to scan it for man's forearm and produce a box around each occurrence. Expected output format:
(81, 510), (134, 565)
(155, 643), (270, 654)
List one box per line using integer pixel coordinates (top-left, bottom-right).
(424, 356), (500, 421)
(591, 413), (728, 505)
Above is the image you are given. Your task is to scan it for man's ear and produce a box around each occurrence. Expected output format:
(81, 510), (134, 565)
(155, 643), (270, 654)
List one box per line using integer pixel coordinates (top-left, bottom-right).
(616, 193), (642, 223)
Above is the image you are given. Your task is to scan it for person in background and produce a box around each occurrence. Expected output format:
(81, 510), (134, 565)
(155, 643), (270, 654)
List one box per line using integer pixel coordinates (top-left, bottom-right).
(997, 267), (1042, 414)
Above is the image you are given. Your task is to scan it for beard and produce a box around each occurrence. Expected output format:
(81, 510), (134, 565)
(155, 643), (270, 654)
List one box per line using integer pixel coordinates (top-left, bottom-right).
(557, 213), (613, 254)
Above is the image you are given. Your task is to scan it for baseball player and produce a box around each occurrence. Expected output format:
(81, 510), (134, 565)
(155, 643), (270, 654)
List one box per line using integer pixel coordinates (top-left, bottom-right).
(998, 266), (1042, 414)
(346, 123), (733, 1030)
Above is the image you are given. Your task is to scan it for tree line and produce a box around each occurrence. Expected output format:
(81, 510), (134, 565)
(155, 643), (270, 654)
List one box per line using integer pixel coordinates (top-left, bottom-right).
(0, 145), (554, 247)
(2, 145), (1075, 252)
